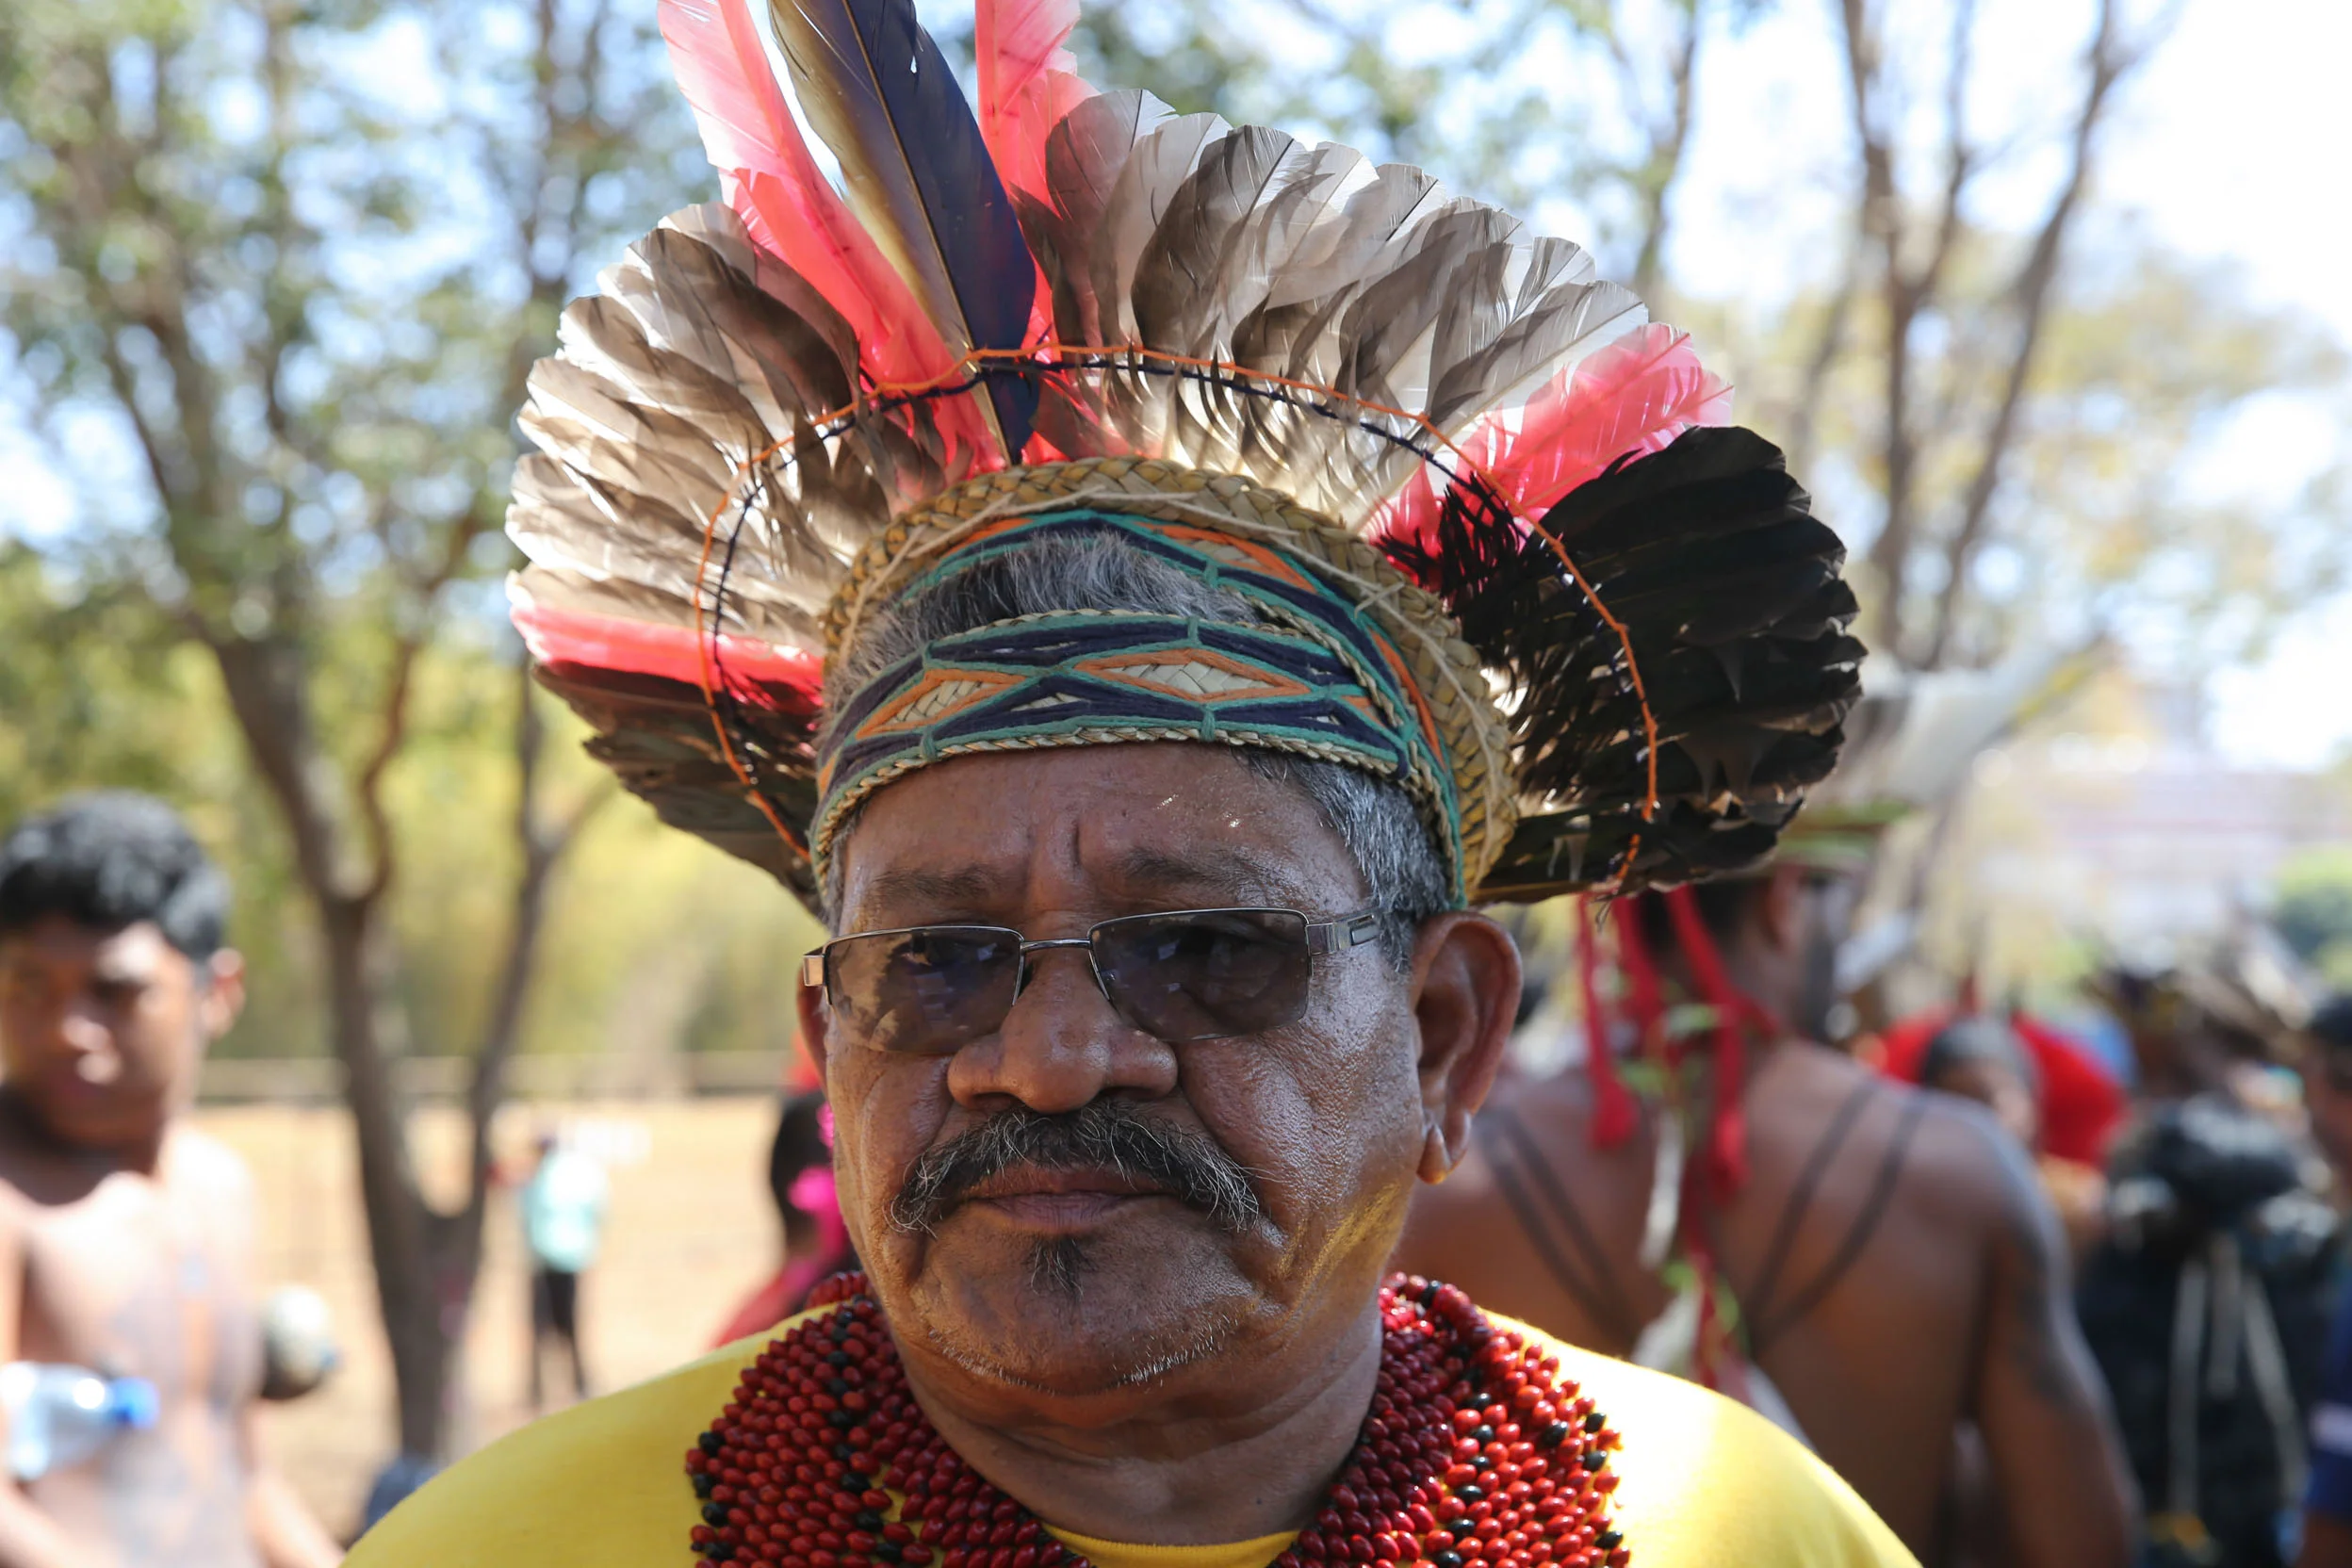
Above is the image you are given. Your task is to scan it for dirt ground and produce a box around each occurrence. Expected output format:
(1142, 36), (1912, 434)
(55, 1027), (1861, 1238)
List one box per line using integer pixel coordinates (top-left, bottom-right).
(197, 1096), (785, 1542)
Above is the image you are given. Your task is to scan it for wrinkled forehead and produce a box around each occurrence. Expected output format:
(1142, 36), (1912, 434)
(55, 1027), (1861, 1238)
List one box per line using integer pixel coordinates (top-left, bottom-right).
(830, 743), (1364, 930)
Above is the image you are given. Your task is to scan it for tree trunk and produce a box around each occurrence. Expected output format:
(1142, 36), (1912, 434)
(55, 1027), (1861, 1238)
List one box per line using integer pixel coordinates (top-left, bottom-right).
(318, 898), (468, 1458)
(211, 632), (476, 1459)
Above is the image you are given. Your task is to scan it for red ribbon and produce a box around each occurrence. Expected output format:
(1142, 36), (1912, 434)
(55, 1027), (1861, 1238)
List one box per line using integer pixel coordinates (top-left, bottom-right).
(1579, 896), (1638, 1148)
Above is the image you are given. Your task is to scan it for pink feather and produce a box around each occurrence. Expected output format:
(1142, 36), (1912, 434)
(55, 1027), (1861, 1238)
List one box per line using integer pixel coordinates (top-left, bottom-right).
(976, 0), (1095, 205)
(1481, 325), (1732, 514)
(1373, 325), (1732, 553)
(514, 598), (823, 709)
(975, 0), (1093, 342)
(659, 0), (1003, 461)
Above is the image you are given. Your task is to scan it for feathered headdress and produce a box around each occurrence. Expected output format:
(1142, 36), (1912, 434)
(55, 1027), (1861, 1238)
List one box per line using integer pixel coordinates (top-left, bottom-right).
(507, 0), (1862, 909)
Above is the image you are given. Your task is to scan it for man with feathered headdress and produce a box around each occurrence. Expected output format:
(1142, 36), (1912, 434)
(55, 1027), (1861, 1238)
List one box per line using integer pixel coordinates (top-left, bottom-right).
(350, 1), (1910, 1562)
(1396, 657), (2139, 1565)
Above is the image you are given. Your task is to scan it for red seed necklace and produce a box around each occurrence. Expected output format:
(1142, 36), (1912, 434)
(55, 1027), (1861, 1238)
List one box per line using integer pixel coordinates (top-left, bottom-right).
(685, 1272), (1630, 1568)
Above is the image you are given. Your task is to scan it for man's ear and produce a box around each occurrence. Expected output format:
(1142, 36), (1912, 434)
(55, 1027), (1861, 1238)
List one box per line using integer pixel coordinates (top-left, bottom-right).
(197, 949), (246, 1043)
(1407, 912), (1521, 1184)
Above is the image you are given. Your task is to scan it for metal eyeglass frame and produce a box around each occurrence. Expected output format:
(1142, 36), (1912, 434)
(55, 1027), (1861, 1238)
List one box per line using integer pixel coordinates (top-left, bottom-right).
(795, 906), (1383, 1000)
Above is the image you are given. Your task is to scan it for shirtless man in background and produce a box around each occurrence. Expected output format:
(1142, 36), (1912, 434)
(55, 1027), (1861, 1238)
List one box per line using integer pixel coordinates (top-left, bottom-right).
(0, 793), (339, 1567)
(1396, 866), (2137, 1567)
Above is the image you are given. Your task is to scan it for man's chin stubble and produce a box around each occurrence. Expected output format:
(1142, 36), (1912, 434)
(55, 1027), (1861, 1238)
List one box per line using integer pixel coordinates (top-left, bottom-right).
(915, 1259), (1246, 1396)
(1030, 1235), (1088, 1300)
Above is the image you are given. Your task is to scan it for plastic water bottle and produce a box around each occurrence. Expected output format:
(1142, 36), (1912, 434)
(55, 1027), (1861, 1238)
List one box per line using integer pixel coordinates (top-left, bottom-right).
(0, 1364), (159, 1480)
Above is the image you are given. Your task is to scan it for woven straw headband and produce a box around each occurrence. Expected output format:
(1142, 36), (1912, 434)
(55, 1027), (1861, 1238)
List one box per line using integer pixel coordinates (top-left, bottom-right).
(810, 461), (1512, 902)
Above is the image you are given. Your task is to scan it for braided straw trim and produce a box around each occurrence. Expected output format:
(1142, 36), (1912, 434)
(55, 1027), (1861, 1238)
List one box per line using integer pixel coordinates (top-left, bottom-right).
(820, 458), (1517, 891)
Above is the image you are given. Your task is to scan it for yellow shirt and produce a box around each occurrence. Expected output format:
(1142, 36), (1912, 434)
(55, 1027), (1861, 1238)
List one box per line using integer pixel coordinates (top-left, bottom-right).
(348, 1308), (1915, 1568)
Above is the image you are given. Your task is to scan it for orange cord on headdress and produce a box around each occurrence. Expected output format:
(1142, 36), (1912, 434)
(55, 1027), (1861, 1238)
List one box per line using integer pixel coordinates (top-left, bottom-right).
(689, 473), (808, 858)
(687, 344), (1664, 890)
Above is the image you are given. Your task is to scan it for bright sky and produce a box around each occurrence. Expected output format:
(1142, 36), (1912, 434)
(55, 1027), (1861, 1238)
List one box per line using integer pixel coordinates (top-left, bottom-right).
(1658, 0), (2352, 769)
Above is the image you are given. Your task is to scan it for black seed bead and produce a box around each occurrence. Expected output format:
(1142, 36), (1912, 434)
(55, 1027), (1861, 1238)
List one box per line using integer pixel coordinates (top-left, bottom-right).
(698, 1431), (723, 1455)
(1473, 1453), (1494, 1471)
(841, 1472), (871, 1493)
(1583, 1412), (1606, 1434)
(1419, 1282), (1442, 1309)
(1596, 1531), (1622, 1550)
(856, 1511), (884, 1531)
(828, 1411), (855, 1428)
(828, 1378), (850, 1394)
(1537, 1423), (1570, 1449)
(834, 1444), (858, 1462)
(707, 1546), (735, 1563)
(702, 1503), (728, 1527)
(1446, 1519), (1476, 1539)
(1581, 1449), (1609, 1471)
(1433, 1552), (1464, 1568)
(1455, 1484), (1484, 1503)
(1471, 1425), (1494, 1444)
(693, 1473), (716, 1498)
(876, 1547), (904, 1564)
(828, 1351), (850, 1367)
(1469, 1392), (1495, 1412)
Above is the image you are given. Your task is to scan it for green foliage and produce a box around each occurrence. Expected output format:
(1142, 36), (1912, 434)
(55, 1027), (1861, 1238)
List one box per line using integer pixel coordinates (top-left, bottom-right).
(376, 640), (823, 1062)
(2278, 847), (2352, 991)
(0, 0), (822, 1087)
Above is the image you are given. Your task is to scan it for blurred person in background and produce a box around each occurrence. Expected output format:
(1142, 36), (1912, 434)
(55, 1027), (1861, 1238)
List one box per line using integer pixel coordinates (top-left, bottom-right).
(1918, 1015), (2041, 1148)
(1398, 874), (2135, 1568)
(709, 1089), (857, 1347)
(2076, 957), (2335, 1568)
(0, 793), (341, 1567)
(520, 1129), (606, 1413)
(1913, 1013), (2111, 1261)
(2300, 994), (2352, 1183)
(2291, 994), (2352, 1568)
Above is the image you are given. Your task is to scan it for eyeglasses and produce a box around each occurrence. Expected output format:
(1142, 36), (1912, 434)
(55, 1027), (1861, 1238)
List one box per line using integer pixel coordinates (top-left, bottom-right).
(799, 907), (1381, 1054)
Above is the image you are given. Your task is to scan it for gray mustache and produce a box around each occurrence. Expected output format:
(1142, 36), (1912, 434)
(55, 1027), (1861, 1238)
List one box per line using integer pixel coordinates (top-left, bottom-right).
(887, 1101), (1263, 1236)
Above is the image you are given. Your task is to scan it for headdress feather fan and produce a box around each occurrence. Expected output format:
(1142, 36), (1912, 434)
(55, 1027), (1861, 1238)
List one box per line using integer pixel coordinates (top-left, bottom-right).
(512, 0), (1862, 908)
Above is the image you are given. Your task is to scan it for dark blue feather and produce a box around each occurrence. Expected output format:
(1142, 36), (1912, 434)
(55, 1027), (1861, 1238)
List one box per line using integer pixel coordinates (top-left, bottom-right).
(770, 0), (1038, 454)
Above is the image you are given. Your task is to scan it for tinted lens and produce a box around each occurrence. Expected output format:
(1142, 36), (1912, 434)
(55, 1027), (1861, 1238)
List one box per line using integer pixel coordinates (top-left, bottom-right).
(826, 926), (1021, 1054)
(1091, 909), (1313, 1042)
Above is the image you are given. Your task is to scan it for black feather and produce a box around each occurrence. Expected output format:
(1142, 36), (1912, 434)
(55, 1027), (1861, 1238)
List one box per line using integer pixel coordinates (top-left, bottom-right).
(533, 662), (823, 901)
(1380, 425), (1861, 900)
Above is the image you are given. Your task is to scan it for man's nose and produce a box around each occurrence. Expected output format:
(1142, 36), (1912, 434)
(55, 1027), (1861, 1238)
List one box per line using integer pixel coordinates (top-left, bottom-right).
(59, 1005), (110, 1053)
(56, 1000), (115, 1058)
(945, 946), (1177, 1114)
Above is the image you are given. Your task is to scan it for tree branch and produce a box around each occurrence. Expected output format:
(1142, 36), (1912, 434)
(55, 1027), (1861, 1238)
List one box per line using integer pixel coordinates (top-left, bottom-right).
(1780, 219), (1863, 479)
(460, 670), (613, 1225)
(1921, 0), (2162, 665)
(1627, 0), (1703, 308)
(1850, 0), (1982, 662)
(351, 508), (484, 907)
(1839, 0), (1924, 652)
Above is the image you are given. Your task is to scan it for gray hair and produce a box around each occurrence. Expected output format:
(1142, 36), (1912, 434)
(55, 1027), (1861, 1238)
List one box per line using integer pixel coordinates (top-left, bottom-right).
(819, 535), (1450, 966)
